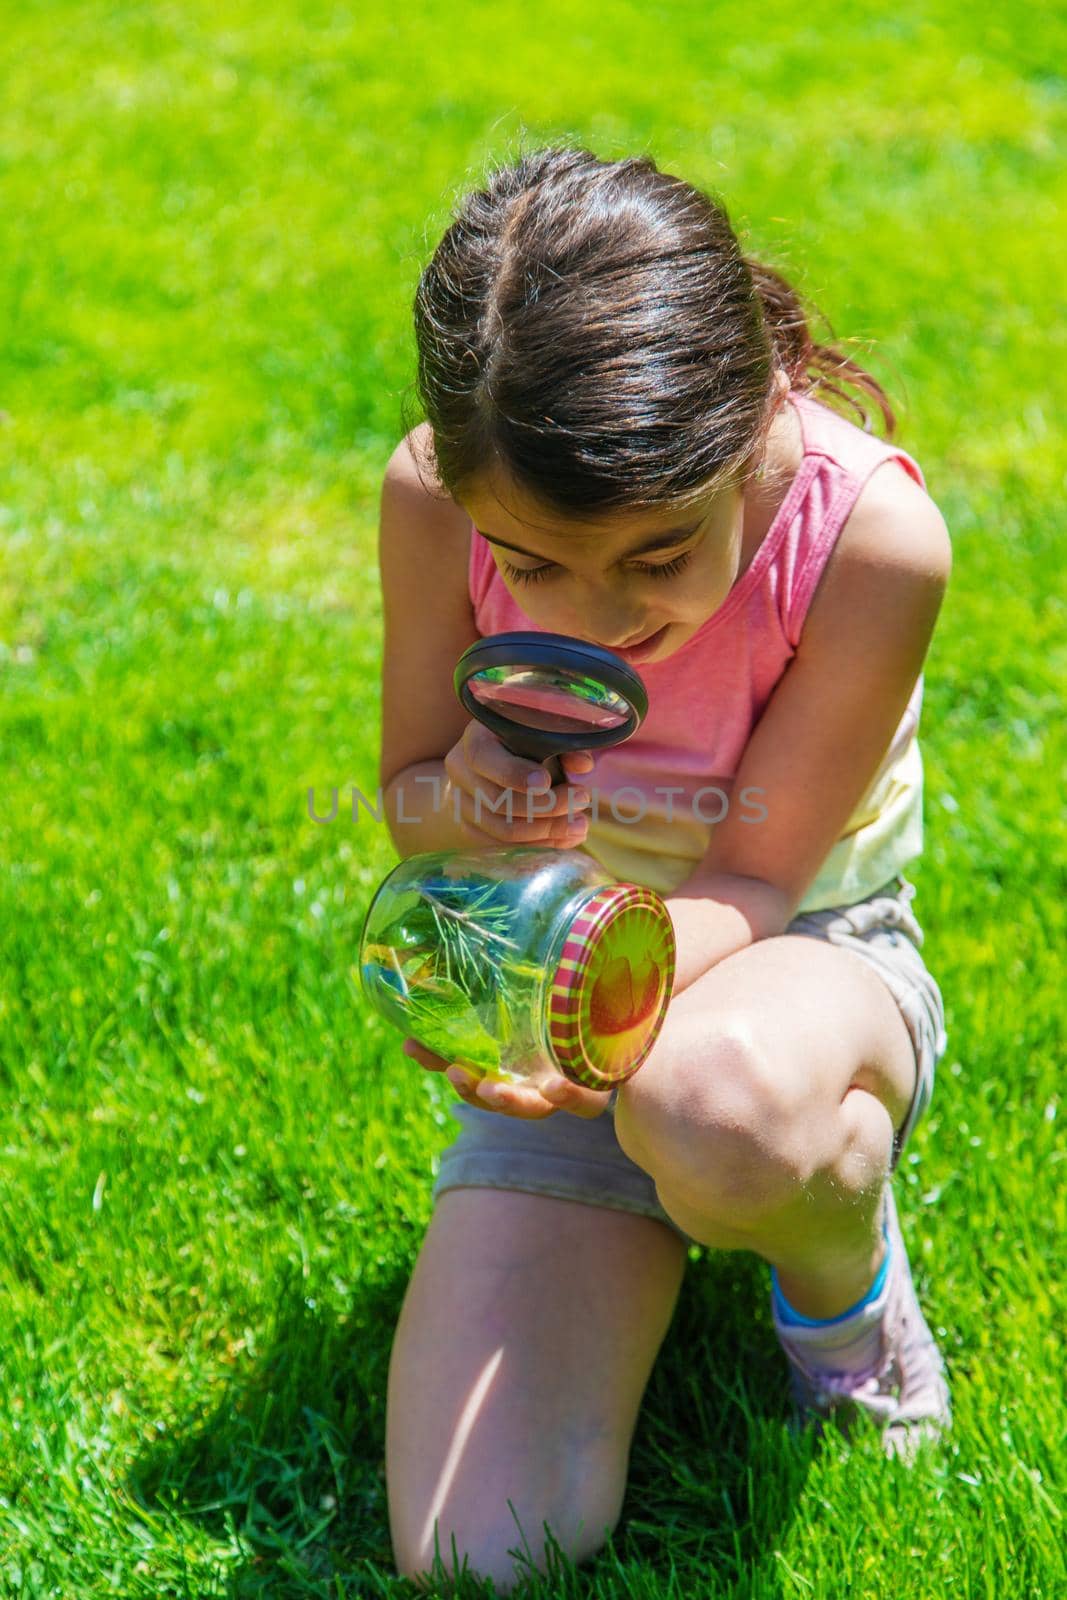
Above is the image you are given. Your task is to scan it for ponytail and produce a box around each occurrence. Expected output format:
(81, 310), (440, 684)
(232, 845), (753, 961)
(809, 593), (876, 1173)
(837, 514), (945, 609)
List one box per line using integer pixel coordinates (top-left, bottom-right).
(744, 257), (896, 436)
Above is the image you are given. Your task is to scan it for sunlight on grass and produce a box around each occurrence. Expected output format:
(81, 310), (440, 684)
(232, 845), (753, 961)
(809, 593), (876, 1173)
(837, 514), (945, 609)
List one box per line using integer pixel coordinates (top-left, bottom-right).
(1, 0), (1065, 1593)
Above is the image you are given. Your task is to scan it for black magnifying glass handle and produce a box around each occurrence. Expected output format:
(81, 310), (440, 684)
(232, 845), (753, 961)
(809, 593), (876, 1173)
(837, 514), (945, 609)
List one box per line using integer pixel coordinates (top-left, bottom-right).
(540, 751), (566, 786)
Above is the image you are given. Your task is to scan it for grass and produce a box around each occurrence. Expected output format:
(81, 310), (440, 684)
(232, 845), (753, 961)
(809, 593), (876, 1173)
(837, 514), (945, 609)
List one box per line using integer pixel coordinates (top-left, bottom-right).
(1, 0), (1065, 1593)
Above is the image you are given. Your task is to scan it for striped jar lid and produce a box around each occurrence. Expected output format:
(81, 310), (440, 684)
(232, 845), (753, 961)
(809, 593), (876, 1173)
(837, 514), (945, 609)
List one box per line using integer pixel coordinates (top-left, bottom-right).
(545, 884), (676, 1090)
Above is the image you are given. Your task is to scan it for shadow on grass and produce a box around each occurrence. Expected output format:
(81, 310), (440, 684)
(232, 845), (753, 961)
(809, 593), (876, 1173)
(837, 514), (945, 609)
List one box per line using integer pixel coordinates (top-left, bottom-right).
(128, 1246), (814, 1598)
(128, 1259), (401, 1597)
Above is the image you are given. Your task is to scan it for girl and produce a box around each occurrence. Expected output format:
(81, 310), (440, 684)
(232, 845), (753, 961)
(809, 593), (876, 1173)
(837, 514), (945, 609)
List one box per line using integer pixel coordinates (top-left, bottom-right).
(378, 144), (952, 1595)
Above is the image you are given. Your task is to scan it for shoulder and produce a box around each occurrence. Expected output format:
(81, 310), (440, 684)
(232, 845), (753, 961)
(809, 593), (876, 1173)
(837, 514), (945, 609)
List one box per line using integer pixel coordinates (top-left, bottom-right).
(799, 455), (952, 653)
(381, 423), (473, 579)
(834, 456), (952, 582)
(379, 421), (476, 627)
(385, 423), (469, 523)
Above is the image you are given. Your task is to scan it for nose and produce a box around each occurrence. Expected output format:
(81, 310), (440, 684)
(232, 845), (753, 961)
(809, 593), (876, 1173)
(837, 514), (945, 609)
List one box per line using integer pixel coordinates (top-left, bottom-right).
(580, 622), (649, 650)
(600, 622), (653, 649)
(571, 595), (647, 650)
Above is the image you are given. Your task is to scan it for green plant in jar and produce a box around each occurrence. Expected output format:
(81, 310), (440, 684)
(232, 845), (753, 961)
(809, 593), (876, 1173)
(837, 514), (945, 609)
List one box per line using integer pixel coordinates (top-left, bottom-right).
(360, 849), (676, 1091)
(362, 869), (549, 1079)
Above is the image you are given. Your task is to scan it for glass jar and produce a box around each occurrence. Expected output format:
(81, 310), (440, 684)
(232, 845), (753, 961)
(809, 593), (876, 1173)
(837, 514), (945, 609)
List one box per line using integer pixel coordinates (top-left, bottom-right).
(359, 846), (676, 1091)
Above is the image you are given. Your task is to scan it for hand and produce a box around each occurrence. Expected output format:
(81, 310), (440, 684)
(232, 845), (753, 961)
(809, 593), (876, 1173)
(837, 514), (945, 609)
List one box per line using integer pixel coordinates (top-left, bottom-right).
(402, 1038), (614, 1121)
(443, 723), (596, 849)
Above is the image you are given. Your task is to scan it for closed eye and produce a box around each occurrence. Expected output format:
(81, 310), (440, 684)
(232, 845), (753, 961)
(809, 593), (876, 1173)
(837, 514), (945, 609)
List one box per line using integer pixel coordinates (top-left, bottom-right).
(502, 550), (694, 585)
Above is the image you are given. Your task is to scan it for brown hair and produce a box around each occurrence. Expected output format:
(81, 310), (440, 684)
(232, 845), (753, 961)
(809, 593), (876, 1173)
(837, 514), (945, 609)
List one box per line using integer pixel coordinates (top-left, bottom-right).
(402, 141), (897, 523)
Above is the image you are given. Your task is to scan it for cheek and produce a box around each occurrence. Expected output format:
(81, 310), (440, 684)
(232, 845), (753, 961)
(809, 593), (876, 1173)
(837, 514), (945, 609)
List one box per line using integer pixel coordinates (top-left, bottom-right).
(502, 577), (571, 619)
(685, 549), (737, 608)
(504, 580), (552, 611)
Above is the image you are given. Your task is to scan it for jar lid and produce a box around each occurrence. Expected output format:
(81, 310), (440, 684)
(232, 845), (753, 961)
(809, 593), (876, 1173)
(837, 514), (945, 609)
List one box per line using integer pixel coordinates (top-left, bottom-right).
(546, 885), (676, 1090)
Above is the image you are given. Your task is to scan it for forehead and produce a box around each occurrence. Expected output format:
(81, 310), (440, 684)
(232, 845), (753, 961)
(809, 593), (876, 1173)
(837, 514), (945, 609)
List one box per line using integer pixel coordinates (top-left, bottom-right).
(460, 471), (737, 548)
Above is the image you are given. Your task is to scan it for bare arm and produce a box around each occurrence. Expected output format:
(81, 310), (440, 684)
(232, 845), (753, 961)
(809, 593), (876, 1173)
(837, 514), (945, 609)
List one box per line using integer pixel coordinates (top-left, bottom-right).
(376, 423), (478, 849)
(376, 433), (593, 859)
(382, 759), (469, 858)
(662, 466), (952, 998)
(664, 872), (793, 997)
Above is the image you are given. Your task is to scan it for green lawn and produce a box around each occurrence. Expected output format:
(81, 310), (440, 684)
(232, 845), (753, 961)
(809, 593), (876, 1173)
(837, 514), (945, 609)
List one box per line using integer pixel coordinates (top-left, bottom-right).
(1, 1), (1065, 1594)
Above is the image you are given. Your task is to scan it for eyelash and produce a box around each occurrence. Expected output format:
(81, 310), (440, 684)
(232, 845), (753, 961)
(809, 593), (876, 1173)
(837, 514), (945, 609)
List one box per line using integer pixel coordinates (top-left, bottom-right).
(502, 551), (694, 585)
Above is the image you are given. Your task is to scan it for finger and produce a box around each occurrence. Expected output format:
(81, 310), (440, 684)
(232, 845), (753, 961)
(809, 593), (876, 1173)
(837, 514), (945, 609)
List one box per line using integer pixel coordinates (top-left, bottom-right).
(474, 1078), (561, 1119)
(403, 1038), (451, 1072)
(446, 1070), (553, 1120)
(476, 787), (561, 837)
(455, 732), (593, 833)
(444, 751), (529, 837)
(461, 816), (590, 852)
(472, 1074), (611, 1121)
(446, 768), (562, 846)
(456, 727), (594, 815)
(458, 787), (590, 845)
(510, 775), (592, 824)
(561, 751), (596, 779)
(540, 1077), (614, 1118)
(465, 724), (554, 797)
(548, 811), (590, 844)
(466, 730), (593, 828)
(457, 805), (574, 846)
(440, 1067), (554, 1120)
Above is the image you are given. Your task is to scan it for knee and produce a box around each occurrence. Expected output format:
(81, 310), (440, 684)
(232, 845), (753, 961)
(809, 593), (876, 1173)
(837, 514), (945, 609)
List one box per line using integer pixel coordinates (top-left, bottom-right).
(616, 1020), (813, 1222)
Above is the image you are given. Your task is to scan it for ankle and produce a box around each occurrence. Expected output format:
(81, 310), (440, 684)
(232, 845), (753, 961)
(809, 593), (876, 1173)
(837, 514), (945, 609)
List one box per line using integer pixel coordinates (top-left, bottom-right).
(772, 1217), (890, 1323)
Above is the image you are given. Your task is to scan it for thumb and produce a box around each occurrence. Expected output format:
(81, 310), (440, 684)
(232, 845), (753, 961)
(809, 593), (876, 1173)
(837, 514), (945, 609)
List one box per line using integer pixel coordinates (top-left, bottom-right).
(562, 750), (596, 779)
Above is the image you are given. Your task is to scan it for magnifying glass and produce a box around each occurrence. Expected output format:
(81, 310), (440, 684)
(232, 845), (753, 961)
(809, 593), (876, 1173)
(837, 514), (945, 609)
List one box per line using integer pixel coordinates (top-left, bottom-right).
(454, 631), (649, 785)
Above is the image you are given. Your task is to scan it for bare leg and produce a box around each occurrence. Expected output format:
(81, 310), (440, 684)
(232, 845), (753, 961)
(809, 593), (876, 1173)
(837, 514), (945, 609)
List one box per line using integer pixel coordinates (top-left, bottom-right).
(653, 1082), (893, 1318)
(613, 935), (917, 1317)
(387, 1186), (687, 1595)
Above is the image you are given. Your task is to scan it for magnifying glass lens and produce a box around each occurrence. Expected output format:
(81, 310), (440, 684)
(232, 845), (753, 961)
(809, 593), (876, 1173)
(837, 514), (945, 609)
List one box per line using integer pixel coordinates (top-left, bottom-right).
(455, 631), (649, 774)
(467, 665), (631, 734)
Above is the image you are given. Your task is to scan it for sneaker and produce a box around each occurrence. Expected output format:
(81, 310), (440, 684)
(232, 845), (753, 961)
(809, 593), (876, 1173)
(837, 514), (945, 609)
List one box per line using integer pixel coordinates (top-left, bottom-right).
(774, 1181), (952, 1463)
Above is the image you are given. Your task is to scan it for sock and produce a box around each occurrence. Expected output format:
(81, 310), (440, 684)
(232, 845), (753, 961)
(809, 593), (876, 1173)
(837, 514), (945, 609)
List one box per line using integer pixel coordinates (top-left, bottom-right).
(771, 1213), (892, 1381)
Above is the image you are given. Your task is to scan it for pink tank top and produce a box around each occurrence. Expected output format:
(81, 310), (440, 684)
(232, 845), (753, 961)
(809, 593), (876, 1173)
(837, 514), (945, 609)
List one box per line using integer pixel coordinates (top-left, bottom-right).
(467, 389), (930, 913)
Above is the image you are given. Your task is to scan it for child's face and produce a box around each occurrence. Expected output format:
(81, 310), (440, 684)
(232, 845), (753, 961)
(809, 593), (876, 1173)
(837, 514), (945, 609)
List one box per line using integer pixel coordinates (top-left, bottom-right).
(459, 464), (753, 666)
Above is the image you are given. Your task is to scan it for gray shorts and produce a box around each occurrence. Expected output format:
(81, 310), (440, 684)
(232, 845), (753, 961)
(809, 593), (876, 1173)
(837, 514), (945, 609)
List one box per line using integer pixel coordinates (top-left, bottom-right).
(430, 874), (948, 1246)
